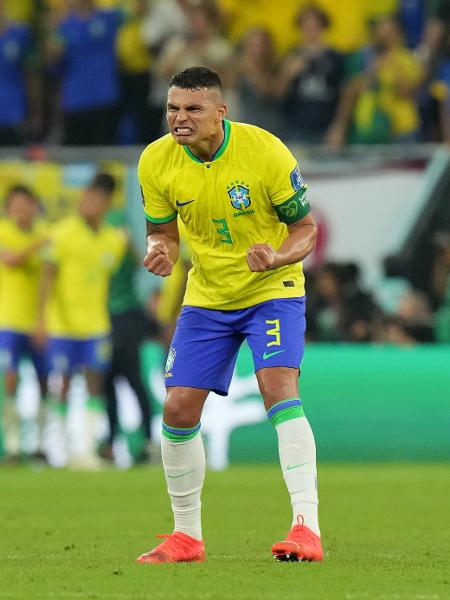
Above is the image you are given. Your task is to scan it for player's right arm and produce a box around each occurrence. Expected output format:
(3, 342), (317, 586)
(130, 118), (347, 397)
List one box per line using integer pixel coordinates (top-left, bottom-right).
(34, 225), (60, 348)
(0, 238), (47, 268)
(34, 260), (57, 348)
(144, 219), (180, 277)
(138, 146), (180, 277)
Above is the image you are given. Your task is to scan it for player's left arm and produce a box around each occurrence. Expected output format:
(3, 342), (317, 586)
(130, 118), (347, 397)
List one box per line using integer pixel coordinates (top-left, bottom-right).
(247, 213), (317, 272)
(248, 137), (317, 272)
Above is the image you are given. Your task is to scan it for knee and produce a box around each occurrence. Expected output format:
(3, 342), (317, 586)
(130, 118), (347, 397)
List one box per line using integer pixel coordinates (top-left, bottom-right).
(164, 388), (199, 428)
(260, 384), (287, 407)
(258, 368), (299, 408)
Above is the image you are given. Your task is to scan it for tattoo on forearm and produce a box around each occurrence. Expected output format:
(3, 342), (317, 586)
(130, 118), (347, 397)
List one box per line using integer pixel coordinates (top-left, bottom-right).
(146, 221), (163, 236)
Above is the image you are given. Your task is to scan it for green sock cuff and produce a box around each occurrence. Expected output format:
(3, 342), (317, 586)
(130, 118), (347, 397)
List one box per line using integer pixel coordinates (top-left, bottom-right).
(267, 398), (305, 427)
(162, 422), (201, 443)
(86, 396), (104, 412)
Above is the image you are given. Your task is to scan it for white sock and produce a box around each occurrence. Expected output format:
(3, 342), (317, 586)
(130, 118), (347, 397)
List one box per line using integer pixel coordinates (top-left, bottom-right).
(161, 432), (205, 541)
(36, 399), (49, 453)
(3, 395), (20, 456)
(275, 417), (320, 536)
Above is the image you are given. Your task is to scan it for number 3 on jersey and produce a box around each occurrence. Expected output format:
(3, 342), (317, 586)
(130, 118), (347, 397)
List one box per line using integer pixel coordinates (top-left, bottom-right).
(212, 218), (233, 245)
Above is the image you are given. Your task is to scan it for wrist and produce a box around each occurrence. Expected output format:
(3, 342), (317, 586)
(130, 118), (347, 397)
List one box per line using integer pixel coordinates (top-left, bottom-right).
(271, 250), (285, 269)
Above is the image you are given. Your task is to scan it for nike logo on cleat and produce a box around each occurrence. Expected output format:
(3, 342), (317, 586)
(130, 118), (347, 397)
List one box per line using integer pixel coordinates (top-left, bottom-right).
(262, 349), (286, 360)
(176, 200), (195, 207)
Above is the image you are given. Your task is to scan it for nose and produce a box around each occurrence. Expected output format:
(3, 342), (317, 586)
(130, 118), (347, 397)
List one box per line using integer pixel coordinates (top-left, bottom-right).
(175, 109), (188, 122)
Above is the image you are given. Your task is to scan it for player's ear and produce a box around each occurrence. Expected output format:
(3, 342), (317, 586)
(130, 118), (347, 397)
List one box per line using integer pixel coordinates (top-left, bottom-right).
(217, 103), (227, 120)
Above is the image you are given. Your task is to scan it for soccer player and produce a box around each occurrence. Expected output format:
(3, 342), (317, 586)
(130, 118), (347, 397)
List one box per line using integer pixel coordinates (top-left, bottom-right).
(36, 174), (126, 468)
(137, 66), (323, 563)
(101, 208), (159, 463)
(0, 185), (48, 459)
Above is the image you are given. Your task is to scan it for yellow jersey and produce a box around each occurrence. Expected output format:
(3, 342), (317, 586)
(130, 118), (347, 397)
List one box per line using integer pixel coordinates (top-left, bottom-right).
(139, 120), (310, 311)
(0, 219), (47, 333)
(319, 0), (398, 53)
(377, 47), (423, 136)
(46, 215), (126, 338)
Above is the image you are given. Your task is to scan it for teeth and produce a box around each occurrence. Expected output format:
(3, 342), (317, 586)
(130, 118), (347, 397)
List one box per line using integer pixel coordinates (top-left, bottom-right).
(176, 128), (191, 133)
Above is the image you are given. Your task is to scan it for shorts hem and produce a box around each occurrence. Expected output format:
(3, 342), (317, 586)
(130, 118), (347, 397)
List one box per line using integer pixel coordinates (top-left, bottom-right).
(254, 363), (300, 374)
(165, 382), (229, 397)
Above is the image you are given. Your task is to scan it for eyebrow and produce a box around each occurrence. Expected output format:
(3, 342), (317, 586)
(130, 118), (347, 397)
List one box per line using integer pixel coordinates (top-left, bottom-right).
(167, 103), (204, 110)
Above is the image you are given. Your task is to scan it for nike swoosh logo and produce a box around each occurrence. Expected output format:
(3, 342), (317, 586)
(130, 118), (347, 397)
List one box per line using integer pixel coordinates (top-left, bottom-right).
(262, 349), (286, 360)
(286, 462), (307, 471)
(167, 469), (195, 479)
(176, 200), (195, 207)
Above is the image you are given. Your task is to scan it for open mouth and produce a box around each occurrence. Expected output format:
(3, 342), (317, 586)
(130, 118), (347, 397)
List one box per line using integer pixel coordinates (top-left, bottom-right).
(174, 127), (193, 135)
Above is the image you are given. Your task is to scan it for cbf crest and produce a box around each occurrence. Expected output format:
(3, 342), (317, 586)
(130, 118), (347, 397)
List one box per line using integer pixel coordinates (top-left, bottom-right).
(227, 181), (251, 210)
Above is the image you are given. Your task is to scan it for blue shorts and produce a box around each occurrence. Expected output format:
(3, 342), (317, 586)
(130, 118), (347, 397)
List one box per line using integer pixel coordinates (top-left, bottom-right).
(165, 298), (306, 396)
(0, 329), (48, 377)
(47, 336), (112, 375)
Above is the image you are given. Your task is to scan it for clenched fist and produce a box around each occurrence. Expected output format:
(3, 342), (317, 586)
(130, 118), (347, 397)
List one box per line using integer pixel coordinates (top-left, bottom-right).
(144, 239), (174, 277)
(247, 243), (279, 272)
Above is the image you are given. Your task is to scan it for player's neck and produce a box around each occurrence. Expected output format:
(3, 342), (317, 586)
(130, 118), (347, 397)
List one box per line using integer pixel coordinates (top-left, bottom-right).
(188, 126), (225, 163)
(15, 220), (33, 232)
(82, 216), (102, 232)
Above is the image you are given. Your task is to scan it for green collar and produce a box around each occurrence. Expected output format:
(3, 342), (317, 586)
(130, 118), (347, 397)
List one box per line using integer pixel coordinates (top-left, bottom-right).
(183, 119), (231, 164)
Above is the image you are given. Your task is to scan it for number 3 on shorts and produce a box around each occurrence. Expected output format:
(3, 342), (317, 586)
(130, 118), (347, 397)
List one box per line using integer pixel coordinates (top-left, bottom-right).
(266, 319), (281, 346)
(212, 218), (233, 245)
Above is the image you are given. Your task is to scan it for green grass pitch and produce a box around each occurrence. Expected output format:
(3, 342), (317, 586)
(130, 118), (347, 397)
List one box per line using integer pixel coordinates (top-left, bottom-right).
(1, 463), (449, 600)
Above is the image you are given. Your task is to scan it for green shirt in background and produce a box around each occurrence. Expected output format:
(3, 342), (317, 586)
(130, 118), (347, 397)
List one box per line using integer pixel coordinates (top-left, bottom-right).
(108, 248), (141, 316)
(106, 209), (141, 316)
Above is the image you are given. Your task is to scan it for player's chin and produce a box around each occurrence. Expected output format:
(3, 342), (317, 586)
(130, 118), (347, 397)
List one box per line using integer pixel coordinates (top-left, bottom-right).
(171, 131), (195, 145)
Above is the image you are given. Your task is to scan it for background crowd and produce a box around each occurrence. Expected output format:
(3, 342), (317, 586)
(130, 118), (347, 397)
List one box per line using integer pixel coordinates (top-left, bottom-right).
(0, 0), (449, 147)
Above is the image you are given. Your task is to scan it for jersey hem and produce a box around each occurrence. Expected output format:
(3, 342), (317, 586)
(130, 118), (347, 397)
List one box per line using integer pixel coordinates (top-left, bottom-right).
(181, 292), (306, 312)
(0, 325), (34, 335)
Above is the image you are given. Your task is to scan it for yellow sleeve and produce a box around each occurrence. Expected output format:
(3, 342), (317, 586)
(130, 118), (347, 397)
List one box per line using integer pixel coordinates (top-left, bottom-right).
(265, 136), (305, 206)
(138, 148), (177, 224)
(264, 136), (311, 225)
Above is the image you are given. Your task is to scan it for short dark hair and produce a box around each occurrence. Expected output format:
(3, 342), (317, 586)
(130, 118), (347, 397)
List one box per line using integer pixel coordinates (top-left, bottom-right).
(169, 66), (223, 92)
(89, 172), (116, 196)
(4, 184), (38, 206)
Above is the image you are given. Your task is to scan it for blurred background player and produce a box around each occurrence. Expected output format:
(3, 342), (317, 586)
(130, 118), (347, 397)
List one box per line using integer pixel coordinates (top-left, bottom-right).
(100, 201), (159, 464)
(36, 173), (126, 468)
(0, 185), (48, 460)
